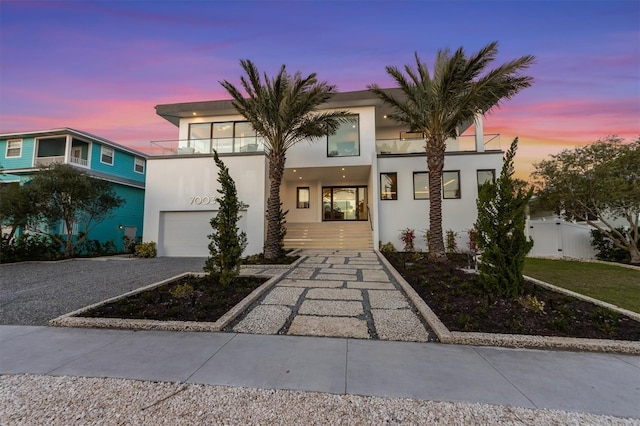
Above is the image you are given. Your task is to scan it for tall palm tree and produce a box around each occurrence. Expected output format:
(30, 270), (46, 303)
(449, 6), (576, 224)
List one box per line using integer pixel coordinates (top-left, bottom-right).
(369, 41), (534, 261)
(220, 59), (350, 260)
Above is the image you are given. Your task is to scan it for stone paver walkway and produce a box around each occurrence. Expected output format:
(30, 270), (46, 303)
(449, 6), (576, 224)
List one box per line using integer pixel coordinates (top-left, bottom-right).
(230, 250), (432, 341)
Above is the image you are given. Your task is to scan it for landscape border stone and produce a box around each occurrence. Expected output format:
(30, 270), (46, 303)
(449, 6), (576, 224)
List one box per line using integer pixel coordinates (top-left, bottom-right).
(376, 250), (640, 355)
(49, 265), (295, 332)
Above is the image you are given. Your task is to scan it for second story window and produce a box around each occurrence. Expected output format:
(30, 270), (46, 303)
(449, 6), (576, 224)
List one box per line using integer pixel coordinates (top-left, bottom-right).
(188, 121), (259, 153)
(328, 115), (359, 157)
(6, 139), (22, 157)
(101, 146), (114, 165)
(380, 172), (397, 200)
(134, 157), (145, 174)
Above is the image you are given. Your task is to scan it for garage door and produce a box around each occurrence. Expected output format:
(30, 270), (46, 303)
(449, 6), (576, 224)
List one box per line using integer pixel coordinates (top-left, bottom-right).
(159, 210), (249, 257)
(159, 211), (215, 257)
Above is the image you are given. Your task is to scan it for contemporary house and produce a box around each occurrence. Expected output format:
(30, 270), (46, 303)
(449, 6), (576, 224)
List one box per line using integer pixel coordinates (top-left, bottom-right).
(144, 89), (503, 256)
(0, 128), (146, 252)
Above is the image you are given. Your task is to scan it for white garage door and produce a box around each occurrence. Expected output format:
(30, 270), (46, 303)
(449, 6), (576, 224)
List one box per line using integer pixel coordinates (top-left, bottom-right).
(159, 211), (215, 257)
(159, 210), (249, 257)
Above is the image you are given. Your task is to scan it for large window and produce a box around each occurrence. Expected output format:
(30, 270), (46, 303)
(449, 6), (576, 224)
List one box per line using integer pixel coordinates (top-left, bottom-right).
(101, 146), (114, 165)
(477, 169), (495, 192)
(6, 139), (22, 157)
(297, 187), (310, 208)
(328, 115), (359, 157)
(413, 172), (429, 199)
(443, 171), (460, 199)
(188, 121), (258, 153)
(380, 173), (397, 200)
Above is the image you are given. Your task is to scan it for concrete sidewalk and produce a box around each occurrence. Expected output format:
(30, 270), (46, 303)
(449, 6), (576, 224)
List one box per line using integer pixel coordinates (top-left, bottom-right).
(1, 325), (638, 419)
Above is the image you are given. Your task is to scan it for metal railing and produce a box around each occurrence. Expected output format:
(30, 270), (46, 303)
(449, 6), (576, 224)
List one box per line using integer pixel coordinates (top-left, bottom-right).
(149, 137), (266, 156)
(376, 134), (500, 155)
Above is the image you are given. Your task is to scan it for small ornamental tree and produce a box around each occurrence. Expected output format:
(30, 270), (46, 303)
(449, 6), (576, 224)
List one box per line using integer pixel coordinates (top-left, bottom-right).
(475, 138), (533, 298)
(532, 136), (640, 264)
(204, 152), (248, 285)
(26, 164), (124, 257)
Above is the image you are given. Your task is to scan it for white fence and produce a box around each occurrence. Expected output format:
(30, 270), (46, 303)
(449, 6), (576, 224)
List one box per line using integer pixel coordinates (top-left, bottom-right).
(526, 218), (598, 260)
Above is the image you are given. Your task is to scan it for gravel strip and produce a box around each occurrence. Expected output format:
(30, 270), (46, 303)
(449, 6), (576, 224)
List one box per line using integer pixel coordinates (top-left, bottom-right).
(233, 305), (291, 334)
(1, 374), (634, 425)
(0, 257), (206, 326)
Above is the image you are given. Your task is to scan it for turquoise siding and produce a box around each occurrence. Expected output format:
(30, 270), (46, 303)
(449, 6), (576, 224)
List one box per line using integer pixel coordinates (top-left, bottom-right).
(90, 144), (145, 183)
(83, 183), (145, 252)
(0, 137), (36, 170)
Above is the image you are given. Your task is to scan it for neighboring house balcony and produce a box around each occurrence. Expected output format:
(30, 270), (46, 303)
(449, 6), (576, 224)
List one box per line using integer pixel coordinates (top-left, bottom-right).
(150, 137), (266, 156)
(34, 136), (90, 168)
(376, 134), (501, 155)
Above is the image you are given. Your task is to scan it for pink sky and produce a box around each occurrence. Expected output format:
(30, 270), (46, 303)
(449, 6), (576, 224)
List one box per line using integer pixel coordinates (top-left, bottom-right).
(1, 1), (638, 179)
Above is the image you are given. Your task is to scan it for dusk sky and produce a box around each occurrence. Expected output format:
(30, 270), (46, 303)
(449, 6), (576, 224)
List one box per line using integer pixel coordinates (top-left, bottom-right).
(1, 0), (638, 178)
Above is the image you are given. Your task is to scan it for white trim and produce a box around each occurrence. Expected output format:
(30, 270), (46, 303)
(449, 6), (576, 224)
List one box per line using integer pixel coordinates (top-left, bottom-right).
(5, 139), (23, 158)
(134, 157), (145, 174)
(100, 146), (114, 165)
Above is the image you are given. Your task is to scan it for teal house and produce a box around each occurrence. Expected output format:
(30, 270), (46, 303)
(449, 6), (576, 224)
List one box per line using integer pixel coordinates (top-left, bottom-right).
(0, 128), (146, 252)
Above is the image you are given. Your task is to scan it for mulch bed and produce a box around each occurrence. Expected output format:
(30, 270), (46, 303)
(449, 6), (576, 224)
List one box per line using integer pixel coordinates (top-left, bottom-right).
(384, 252), (640, 341)
(81, 275), (267, 322)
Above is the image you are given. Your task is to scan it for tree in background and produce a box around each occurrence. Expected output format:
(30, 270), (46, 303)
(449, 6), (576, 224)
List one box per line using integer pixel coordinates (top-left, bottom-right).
(532, 136), (640, 264)
(26, 164), (124, 257)
(369, 42), (534, 261)
(220, 59), (350, 260)
(475, 138), (534, 298)
(204, 151), (248, 285)
(0, 182), (35, 242)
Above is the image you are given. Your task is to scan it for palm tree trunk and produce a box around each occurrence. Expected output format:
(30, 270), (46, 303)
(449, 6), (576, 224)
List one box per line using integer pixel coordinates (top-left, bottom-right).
(264, 151), (286, 260)
(427, 136), (447, 261)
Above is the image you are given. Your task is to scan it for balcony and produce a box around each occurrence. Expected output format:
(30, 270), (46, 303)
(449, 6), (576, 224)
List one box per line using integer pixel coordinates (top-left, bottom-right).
(34, 156), (65, 167)
(376, 134), (500, 155)
(150, 137), (266, 156)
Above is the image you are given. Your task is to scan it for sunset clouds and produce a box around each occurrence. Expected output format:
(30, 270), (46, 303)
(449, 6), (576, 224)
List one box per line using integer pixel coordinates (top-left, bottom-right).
(1, 0), (638, 178)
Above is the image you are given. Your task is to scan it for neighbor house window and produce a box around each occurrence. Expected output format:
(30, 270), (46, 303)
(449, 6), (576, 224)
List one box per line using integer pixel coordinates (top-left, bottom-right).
(380, 172), (397, 200)
(297, 187), (310, 208)
(443, 171), (461, 199)
(413, 172), (429, 200)
(327, 115), (359, 157)
(134, 157), (145, 174)
(101, 146), (114, 165)
(6, 139), (22, 157)
(477, 169), (495, 192)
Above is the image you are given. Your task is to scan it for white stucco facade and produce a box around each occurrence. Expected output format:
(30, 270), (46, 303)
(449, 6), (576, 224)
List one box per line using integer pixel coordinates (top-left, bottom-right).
(143, 154), (267, 256)
(144, 89), (505, 256)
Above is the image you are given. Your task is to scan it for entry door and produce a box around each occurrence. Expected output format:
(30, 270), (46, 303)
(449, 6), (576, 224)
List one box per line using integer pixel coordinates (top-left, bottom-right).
(322, 186), (367, 221)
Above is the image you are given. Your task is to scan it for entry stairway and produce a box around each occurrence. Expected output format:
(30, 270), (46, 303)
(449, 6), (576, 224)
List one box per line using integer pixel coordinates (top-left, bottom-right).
(284, 221), (373, 250)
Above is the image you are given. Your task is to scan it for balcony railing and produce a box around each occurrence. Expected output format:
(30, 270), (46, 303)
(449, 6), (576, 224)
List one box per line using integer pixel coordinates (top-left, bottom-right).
(34, 156), (65, 167)
(70, 156), (88, 167)
(376, 134), (500, 155)
(150, 137), (266, 156)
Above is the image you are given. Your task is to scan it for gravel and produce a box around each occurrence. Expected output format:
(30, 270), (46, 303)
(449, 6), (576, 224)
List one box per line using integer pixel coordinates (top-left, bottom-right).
(0, 257), (206, 325)
(2, 374), (635, 425)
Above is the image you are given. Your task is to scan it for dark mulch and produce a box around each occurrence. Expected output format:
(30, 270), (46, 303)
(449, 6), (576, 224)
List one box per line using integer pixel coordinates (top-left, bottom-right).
(81, 275), (267, 322)
(384, 251), (640, 341)
(243, 253), (300, 265)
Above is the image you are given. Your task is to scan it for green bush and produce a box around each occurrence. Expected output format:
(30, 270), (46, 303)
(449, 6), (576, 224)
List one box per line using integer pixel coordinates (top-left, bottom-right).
(134, 241), (157, 258)
(1, 234), (60, 263)
(445, 229), (459, 253)
(379, 241), (396, 254)
(590, 228), (634, 263)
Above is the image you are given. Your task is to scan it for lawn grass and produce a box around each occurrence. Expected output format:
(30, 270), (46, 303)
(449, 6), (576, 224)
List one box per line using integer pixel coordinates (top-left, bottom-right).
(523, 258), (640, 313)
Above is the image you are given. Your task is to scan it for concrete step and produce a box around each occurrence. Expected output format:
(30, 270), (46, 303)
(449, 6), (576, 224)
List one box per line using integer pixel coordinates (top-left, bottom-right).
(284, 222), (373, 250)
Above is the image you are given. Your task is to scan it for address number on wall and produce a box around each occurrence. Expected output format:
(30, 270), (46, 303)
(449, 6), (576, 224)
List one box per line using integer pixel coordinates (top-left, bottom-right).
(189, 196), (216, 205)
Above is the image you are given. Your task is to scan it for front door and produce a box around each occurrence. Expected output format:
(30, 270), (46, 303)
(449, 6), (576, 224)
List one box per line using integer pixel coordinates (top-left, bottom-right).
(322, 186), (367, 221)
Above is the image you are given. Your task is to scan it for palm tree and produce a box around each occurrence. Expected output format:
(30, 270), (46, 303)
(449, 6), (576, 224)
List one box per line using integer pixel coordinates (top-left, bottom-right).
(369, 41), (534, 261)
(220, 59), (350, 260)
